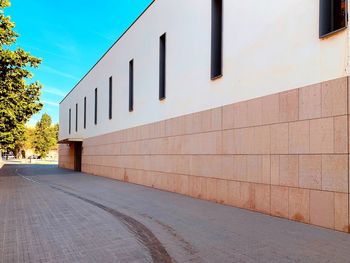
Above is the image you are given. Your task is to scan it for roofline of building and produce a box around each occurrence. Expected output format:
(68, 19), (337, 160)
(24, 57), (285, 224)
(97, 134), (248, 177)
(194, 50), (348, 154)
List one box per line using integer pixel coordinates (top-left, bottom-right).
(59, 0), (156, 105)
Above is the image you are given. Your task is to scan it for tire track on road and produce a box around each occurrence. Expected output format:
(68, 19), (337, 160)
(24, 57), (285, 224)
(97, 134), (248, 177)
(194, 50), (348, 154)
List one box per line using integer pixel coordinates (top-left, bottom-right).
(17, 168), (176, 263)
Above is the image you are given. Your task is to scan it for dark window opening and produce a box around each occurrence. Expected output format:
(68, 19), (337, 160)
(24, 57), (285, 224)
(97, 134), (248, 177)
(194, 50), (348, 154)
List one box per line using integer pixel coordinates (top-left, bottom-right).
(159, 33), (166, 100)
(84, 97), (86, 129)
(94, 88), (98, 125)
(129, 59), (134, 112)
(320, 0), (347, 37)
(211, 0), (223, 79)
(69, 108), (71, 135)
(75, 103), (78, 132)
(109, 76), (113, 119)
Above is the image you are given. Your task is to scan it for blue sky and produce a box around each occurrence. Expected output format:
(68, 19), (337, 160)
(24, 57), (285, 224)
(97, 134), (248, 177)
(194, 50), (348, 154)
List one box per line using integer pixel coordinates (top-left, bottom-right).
(6, 0), (152, 125)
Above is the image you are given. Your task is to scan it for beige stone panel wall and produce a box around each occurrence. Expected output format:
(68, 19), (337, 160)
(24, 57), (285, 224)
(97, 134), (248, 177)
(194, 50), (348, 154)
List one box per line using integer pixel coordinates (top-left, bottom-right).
(58, 144), (74, 170)
(62, 77), (350, 233)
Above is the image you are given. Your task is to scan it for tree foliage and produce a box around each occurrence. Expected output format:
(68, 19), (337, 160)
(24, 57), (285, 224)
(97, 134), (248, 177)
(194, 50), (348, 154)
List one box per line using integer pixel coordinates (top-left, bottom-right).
(12, 125), (35, 158)
(51, 123), (59, 150)
(32, 113), (57, 158)
(0, 0), (43, 152)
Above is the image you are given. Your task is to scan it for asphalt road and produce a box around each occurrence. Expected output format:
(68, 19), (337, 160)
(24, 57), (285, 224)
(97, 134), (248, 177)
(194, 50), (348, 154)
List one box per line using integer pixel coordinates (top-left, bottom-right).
(1, 163), (350, 263)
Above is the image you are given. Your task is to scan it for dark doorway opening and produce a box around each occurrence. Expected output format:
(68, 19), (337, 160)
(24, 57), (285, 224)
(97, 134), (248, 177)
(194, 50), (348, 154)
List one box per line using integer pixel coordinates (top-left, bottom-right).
(74, 142), (82, 172)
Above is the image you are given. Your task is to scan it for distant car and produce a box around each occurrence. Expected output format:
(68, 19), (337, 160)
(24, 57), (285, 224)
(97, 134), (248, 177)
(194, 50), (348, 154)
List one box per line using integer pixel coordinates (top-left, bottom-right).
(3, 153), (15, 160)
(28, 154), (40, 159)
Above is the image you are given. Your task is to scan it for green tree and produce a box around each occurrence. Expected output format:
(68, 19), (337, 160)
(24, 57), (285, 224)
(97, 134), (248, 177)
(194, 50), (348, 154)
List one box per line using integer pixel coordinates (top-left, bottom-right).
(23, 126), (35, 150)
(12, 125), (35, 158)
(51, 123), (59, 150)
(32, 113), (57, 158)
(0, 0), (43, 153)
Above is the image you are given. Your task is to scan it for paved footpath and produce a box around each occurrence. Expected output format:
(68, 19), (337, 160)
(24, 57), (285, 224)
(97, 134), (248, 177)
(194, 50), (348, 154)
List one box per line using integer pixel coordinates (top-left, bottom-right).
(1, 164), (350, 263)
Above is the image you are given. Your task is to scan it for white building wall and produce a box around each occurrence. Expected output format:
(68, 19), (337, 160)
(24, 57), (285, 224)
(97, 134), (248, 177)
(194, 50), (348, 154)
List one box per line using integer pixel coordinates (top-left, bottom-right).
(59, 0), (349, 141)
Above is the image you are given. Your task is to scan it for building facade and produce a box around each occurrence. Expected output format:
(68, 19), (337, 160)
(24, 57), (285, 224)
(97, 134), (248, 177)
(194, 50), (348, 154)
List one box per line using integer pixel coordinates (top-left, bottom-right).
(59, 0), (350, 233)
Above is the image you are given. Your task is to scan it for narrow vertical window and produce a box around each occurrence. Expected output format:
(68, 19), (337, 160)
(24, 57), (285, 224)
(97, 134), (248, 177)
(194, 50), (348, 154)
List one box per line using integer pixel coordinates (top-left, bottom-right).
(211, 0), (223, 79)
(69, 108), (71, 135)
(129, 59), (134, 112)
(75, 103), (78, 132)
(159, 33), (166, 100)
(109, 76), (113, 119)
(84, 97), (86, 129)
(94, 88), (98, 125)
(320, 0), (347, 38)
